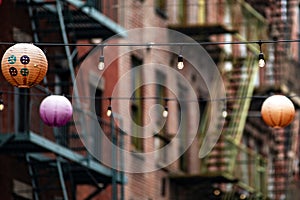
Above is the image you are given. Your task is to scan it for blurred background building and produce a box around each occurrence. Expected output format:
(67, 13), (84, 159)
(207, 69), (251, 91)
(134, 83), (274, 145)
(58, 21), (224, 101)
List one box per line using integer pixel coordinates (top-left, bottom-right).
(0, 0), (300, 200)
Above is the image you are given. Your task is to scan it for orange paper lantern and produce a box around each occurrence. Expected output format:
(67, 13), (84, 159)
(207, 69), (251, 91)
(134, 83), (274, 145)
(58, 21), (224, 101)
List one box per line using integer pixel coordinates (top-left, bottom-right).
(1, 43), (48, 88)
(261, 95), (295, 128)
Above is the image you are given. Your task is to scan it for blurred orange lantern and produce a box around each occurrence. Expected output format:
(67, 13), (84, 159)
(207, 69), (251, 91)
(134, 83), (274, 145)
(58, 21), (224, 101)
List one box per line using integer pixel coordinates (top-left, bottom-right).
(1, 43), (48, 88)
(261, 95), (295, 128)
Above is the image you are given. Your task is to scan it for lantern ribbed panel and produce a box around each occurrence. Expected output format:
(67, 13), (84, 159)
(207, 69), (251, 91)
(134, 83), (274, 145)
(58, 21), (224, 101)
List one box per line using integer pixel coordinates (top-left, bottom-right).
(1, 43), (48, 88)
(261, 95), (295, 128)
(39, 95), (73, 127)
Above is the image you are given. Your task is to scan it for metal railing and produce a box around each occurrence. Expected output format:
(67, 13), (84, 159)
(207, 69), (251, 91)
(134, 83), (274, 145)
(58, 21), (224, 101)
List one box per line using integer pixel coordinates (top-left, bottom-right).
(199, 49), (266, 197)
(0, 85), (124, 165)
(200, 136), (267, 197)
(228, 137), (268, 197)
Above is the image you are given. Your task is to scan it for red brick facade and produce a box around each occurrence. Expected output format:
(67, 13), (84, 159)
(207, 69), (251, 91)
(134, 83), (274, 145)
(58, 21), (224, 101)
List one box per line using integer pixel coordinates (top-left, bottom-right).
(1, 1), (300, 200)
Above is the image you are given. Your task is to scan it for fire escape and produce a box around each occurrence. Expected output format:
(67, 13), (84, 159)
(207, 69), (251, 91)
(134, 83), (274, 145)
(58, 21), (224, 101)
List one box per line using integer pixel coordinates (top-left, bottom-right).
(169, 1), (269, 199)
(199, 51), (268, 199)
(0, 0), (126, 199)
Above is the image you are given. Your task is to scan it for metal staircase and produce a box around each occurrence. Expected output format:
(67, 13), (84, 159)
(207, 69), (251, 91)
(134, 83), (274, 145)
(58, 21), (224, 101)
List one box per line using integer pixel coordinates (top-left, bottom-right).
(26, 154), (70, 200)
(200, 51), (268, 197)
(226, 55), (258, 171)
(0, 1), (127, 199)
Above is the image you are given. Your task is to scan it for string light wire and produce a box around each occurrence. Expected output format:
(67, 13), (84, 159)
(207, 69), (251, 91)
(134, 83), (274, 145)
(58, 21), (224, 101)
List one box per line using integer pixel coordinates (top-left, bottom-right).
(1, 39), (300, 48)
(0, 89), (288, 103)
(0, 39), (298, 104)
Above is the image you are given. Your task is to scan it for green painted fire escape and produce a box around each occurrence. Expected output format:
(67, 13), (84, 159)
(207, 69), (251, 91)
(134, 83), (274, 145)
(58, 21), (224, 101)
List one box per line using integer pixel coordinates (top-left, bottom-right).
(199, 46), (268, 197)
(168, 0), (269, 199)
(0, 0), (127, 199)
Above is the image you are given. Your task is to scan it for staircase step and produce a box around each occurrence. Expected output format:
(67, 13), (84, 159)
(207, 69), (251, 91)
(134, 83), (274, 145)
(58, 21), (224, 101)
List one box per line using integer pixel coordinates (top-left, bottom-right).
(205, 161), (229, 167)
(27, 155), (68, 199)
(33, 185), (63, 192)
(207, 153), (232, 159)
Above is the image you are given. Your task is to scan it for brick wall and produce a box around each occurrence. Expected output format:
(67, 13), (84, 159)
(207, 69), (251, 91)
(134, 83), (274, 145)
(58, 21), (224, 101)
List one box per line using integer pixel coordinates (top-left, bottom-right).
(118, 1), (173, 199)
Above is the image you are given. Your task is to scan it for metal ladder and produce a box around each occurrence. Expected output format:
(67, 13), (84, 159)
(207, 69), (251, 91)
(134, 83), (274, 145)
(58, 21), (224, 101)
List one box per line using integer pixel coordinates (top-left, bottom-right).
(25, 1), (87, 199)
(200, 54), (258, 178)
(26, 154), (69, 200)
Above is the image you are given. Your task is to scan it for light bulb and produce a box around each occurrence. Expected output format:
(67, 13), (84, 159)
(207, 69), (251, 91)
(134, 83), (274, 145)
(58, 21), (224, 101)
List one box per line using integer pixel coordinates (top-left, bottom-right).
(239, 193), (247, 200)
(0, 103), (4, 111)
(258, 59), (265, 68)
(0, 98), (4, 111)
(106, 106), (112, 117)
(258, 53), (265, 67)
(177, 62), (184, 70)
(213, 189), (221, 196)
(222, 109), (227, 118)
(98, 55), (105, 70)
(177, 55), (184, 69)
(98, 62), (104, 70)
(163, 108), (168, 118)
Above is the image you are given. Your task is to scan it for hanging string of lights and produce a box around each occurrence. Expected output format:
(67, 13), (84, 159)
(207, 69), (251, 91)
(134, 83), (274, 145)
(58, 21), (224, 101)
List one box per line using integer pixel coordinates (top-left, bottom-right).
(0, 92), (4, 111)
(0, 89), (292, 102)
(0, 38), (288, 73)
(0, 38), (288, 105)
(257, 40), (266, 68)
(162, 99), (169, 118)
(0, 37), (296, 100)
(177, 46), (184, 70)
(0, 39), (296, 120)
(106, 97), (112, 117)
(0, 38), (294, 73)
(0, 38), (300, 47)
(98, 46), (105, 71)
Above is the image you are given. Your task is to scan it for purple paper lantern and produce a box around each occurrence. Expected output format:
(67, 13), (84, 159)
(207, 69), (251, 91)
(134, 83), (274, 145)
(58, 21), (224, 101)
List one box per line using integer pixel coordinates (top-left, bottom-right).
(39, 95), (73, 127)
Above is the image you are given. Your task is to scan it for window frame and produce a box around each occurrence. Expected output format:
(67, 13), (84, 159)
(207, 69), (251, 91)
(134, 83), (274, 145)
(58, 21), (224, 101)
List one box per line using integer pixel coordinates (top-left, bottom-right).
(130, 56), (144, 152)
(155, 0), (168, 19)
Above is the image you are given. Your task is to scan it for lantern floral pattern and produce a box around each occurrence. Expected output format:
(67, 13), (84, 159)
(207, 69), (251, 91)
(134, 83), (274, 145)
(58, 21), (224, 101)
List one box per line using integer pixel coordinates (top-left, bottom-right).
(261, 95), (295, 128)
(39, 95), (73, 127)
(1, 43), (48, 88)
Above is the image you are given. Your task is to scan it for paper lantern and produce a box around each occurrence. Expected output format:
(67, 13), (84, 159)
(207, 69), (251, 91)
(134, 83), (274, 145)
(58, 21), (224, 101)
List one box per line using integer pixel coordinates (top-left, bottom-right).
(39, 95), (73, 127)
(261, 95), (295, 128)
(1, 43), (48, 88)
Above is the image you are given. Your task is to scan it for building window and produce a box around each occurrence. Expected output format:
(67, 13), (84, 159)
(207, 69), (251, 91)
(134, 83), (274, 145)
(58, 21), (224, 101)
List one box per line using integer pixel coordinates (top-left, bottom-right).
(178, 83), (188, 172)
(154, 71), (169, 164)
(199, 96), (207, 126)
(198, 0), (206, 24)
(131, 56), (144, 151)
(94, 88), (103, 118)
(155, 0), (167, 18)
(89, 81), (103, 121)
(178, 0), (187, 24)
(89, 72), (105, 119)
